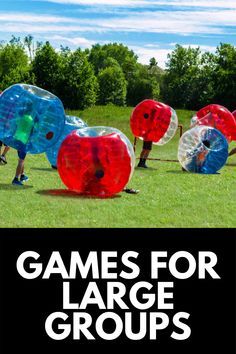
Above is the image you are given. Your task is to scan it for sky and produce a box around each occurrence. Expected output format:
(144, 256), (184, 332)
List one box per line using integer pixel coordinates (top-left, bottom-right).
(0, 0), (236, 68)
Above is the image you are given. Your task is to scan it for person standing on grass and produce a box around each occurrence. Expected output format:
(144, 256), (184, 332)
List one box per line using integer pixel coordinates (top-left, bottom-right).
(12, 149), (29, 186)
(137, 140), (153, 168)
(11, 99), (33, 186)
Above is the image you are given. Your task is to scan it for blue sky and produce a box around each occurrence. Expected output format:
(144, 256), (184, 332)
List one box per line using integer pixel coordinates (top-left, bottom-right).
(1, 0), (236, 68)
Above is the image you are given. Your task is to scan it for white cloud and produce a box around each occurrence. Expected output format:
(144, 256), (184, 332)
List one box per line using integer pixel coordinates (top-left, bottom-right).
(0, 24), (88, 34)
(1, 9), (236, 36)
(132, 43), (219, 68)
(92, 10), (236, 34)
(0, 13), (78, 23)
(42, 0), (236, 9)
(182, 44), (217, 52)
(1, 2), (236, 70)
(48, 35), (95, 47)
(131, 45), (171, 68)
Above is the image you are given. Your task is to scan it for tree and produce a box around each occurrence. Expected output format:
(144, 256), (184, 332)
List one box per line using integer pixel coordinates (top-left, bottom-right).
(212, 43), (236, 110)
(194, 51), (217, 108)
(0, 38), (31, 91)
(31, 41), (63, 94)
(59, 48), (98, 109)
(24, 35), (34, 63)
(88, 43), (138, 104)
(149, 57), (158, 67)
(88, 42), (138, 77)
(97, 59), (127, 106)
(162, 44), (202, 109)
(127, 63), (161, 106)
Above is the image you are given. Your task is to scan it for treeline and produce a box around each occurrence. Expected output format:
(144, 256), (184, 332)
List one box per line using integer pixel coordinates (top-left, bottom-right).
(0, 35), (236, 111)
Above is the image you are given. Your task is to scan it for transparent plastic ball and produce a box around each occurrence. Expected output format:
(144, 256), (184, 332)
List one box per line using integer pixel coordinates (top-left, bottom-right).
(191, 104), (236, 142)
(178, 125), (228, 174)
(156, 107), (178, 145)
(0, 84), (65, 153)
(232, 110), (236, 122)
(130, 99), (178, 145)
(57, 126), (135, 197)
(46, 115), (87, 168)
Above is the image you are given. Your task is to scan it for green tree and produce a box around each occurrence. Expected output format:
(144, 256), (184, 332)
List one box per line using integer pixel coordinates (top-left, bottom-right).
(149, 57), (158, 67)
(127, 63), (161, 106)
(162, 44), (202, 109)
(212, 43), (236, 110)
(88, 43), (138, 104)
(31, 41), (62, 94)
(59, 48), (98, 109)
(195, 51), (217, 108)
(24, 34), (34, 63)
(88, 42), (138, 77)
(0, 37), (31, 90)
(97, 59), (127, 106)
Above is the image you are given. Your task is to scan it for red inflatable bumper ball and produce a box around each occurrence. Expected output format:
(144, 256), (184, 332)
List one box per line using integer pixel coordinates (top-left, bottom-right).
(57, 126), (135, 197)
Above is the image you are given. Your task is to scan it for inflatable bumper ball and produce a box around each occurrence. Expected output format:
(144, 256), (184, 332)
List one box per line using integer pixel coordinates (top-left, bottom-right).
(190, 104), (236, 142)
(178, 125), (228, 174)
(46, 115), (88, 168)
(0, 84), (65, 153)
(232, 110), (236, 122)
(130, 99), (178, 145)
(57, 126), (135, 197)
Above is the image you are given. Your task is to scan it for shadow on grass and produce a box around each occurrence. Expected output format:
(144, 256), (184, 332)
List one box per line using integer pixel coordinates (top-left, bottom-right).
(226, 162), (236, 167)
(31, 167), (57, 172)
(135, 166), (158, 171)
(0, 183), (33, 190)
(36, 189), (121, 199)
(166, 170), (220, 175)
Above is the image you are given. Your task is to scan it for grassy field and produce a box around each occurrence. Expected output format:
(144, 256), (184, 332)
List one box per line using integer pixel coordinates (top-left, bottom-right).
(0, 105), (235, 228)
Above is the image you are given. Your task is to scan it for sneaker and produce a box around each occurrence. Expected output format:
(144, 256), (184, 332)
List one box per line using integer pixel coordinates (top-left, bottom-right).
(0, 155), (7, 164)
(20, 174), (29, 182)
(137, 162), (148, 168)
(123, 188), (140, 194)
(12, 178), (23, 186)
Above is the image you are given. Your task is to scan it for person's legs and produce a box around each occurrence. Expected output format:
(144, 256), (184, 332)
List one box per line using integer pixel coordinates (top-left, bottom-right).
(228, 147), (236, 157)
(137, 141), (152, 168)
(2, 145), (10, 156)
(0, 144), (10, 164)
(12, 150), (28, 186)
(12, 158), (24, 185)
(15, 158), (24, 177)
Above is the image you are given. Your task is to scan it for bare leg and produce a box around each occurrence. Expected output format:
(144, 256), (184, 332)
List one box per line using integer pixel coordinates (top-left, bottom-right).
(0, 145), (10, 164)
(2, 146), (10, 156)
(140, 149), (151, 159)
(138, 149), (151, 168)
(15, 159), (24, 178)
(228, 147), (236, 157)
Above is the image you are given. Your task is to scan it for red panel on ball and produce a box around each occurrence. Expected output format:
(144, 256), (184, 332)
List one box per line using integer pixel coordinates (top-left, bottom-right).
(195, 104), (236, 141)
(130, 99), (172, 142)
(57, 130), (132, 197)
(232, 110), (236, 122)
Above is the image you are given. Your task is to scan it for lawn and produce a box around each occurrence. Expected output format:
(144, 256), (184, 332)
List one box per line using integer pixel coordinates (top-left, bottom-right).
(0, 105), (235, 228)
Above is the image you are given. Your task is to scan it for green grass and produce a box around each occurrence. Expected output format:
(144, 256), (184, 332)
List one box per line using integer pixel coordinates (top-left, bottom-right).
(0, 106), (235, 228)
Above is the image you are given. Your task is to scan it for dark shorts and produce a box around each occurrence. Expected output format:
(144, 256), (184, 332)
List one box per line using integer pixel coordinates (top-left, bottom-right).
(18, 150), (27, 160)
(143, 140), (153, 150)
